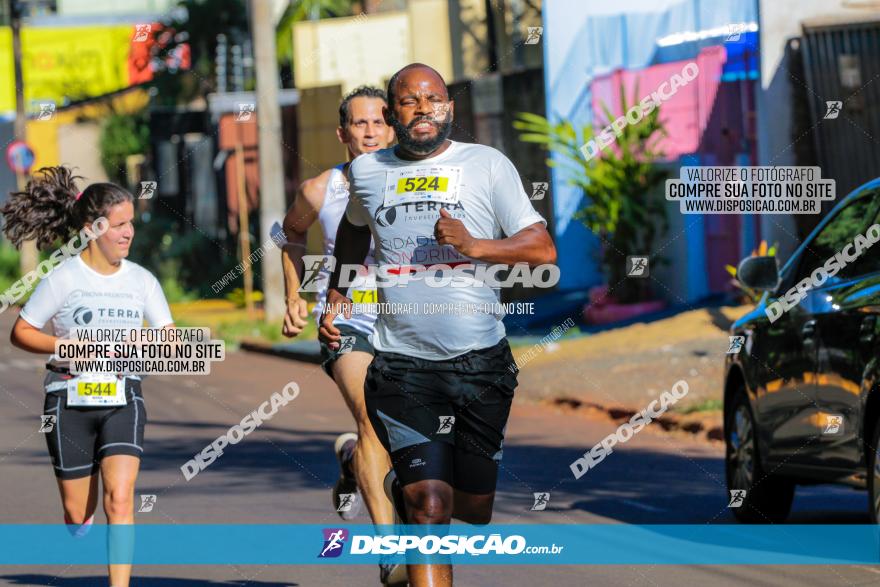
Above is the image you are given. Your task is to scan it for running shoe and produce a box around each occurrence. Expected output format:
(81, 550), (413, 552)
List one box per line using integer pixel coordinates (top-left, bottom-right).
(380, 470), (409, 585)
(332, 432), (362, 520)
(64, 514), (94, 538)
(379, 558), (409, 586)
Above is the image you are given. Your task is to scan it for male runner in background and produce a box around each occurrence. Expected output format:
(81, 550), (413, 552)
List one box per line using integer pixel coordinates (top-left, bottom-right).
(280, 86), (403, 584)
(320, 64), (557, 587)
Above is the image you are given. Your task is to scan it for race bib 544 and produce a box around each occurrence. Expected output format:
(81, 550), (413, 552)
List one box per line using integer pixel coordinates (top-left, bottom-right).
(66, 374), (126, 408)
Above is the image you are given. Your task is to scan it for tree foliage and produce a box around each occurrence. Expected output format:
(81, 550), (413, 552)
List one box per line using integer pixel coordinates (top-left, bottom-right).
(99, 110), (150, 186)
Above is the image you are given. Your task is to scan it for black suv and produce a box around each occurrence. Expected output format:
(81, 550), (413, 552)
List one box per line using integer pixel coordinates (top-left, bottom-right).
(725, 178), (880, 523)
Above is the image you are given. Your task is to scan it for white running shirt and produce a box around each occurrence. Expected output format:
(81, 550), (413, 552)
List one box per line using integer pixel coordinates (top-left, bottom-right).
(311, 164), (378, 336)
(20, 255), (173, 366)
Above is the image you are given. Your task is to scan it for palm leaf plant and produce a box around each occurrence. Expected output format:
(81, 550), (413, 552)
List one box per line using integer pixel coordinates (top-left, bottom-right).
(514, 84), (669, 303)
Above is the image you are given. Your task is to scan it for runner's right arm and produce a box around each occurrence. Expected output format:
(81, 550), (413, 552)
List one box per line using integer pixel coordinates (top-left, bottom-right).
(281, 171), (329, 337)
(11, 274), (61, 354)
(10, 318), (57, 354)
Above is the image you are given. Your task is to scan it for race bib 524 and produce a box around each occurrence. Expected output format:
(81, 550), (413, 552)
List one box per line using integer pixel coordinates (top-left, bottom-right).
(383, 165), (462, 207)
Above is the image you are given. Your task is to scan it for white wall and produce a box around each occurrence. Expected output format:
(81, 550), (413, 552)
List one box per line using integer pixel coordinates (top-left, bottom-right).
(57, 122), (108, 184)
(56, 0), (175, 16)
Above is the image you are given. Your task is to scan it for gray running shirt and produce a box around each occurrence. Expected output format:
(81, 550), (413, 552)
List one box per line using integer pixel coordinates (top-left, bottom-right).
(345, 141), (546, 359)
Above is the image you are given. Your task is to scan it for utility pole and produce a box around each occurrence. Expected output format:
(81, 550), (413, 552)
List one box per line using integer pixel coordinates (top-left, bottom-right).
(10, 0), (24, 141)
(249, 0), (286, 321)
(483, 0), (498, 73)
(10, 0), (37, 275)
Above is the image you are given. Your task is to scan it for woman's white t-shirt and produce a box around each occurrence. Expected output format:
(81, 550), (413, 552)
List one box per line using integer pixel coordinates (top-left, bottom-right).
(20, 255), (173, 364)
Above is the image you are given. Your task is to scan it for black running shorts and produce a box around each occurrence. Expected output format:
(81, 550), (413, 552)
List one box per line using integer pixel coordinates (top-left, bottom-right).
(364, 338), (517, 494)
(42, 373), (147, 480)
(319, 323), (374, 379)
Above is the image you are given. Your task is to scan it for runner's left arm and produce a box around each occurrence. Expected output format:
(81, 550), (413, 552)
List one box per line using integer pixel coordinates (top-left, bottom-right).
(435, 211), (555, 266)
(434, 154), (556, 266)
(144, 272), (175, 330)
(140, 274), (176, 368)
(319, 198), (372, 348)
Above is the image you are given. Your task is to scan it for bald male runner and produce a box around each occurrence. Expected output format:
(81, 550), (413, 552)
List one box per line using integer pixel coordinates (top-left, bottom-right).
(321, 64), (556, 587)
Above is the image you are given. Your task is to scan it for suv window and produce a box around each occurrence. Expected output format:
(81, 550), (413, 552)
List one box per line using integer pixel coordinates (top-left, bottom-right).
(791, 188), (879, 285)
(847, 197), (880, 279)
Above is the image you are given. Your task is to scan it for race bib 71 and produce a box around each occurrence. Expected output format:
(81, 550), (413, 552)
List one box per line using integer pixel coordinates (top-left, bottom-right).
(351, 289), (377, 304)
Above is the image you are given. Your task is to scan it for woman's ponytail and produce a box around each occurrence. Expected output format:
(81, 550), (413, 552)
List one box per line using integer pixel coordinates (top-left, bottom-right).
(1, 166), (80, 249)
(1, 166), (134, 249)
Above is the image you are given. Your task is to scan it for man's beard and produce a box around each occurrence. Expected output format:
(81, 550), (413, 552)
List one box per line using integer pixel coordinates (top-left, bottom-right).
(390, 114), (453, 155)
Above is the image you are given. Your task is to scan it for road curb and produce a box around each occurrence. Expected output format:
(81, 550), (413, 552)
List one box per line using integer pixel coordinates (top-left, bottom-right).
(544, 396), (723, 442)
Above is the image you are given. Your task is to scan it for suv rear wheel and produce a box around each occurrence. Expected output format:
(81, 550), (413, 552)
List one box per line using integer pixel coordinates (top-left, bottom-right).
(725, 385), (795, 523)
(867, 416), (880, 523)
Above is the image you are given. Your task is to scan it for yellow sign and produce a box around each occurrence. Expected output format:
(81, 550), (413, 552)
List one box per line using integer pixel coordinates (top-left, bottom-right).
(0, 25), (134, 113)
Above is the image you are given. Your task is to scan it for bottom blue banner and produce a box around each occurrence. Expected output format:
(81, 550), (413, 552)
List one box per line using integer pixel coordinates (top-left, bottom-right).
(1, 524), (879, 565)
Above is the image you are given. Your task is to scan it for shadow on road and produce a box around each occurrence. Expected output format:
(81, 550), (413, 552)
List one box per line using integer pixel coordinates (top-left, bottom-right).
(0, 576), (297, 586)
(6, 409), (870, 525)
(139, 421), (343, 491)
(7, 421), (347, 499)
(494, 442), (869, 524)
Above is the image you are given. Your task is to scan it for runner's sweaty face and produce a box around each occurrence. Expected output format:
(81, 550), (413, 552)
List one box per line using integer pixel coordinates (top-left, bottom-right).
(386, 68), (454, 155)
(93, 201), (135, 263)
(338, 96), (394, 158)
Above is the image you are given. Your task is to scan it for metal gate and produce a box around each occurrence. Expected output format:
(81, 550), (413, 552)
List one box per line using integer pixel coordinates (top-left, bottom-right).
(801, 15), (880, 197)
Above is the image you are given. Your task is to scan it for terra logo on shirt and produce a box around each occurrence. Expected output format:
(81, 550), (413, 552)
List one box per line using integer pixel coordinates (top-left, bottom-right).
(72, 306), (93, 326)
(71, 306), (142, 325)
(374, 200), (464, 227)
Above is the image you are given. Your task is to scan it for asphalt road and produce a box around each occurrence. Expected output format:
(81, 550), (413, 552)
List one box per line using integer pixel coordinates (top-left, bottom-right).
(0, 311), (878, 586)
